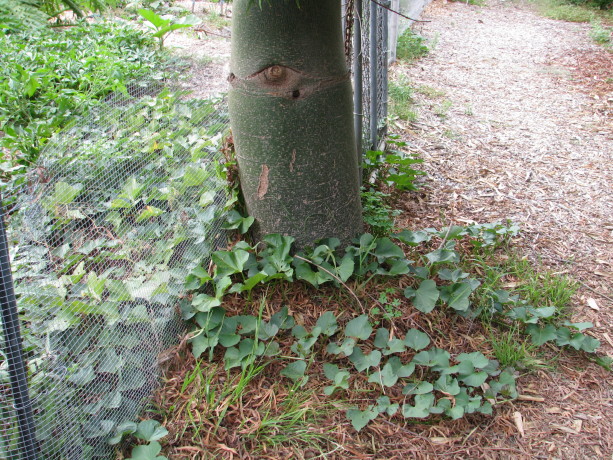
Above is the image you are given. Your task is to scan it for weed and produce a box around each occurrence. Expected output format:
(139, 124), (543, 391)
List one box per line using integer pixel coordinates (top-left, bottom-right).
(434, 100), (453, 118)
(590, 20), (612, 45)
(396, 29), (429, 62)
(532, 0), (598, 22)
(204, 10), (230, 29)
(361, 187), (400, 237)
(416, 84), (446, 98)
(371, 287), (403, 321)
(388, 75), (418, 121)
(486, 325), (540, 368)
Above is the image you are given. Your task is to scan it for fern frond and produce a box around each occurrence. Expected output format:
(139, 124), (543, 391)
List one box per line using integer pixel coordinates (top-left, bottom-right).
(0, 0), (48, 29)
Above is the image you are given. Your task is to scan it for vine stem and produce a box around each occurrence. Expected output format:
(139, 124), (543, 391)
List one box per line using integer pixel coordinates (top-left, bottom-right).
(294, 255), (365, 314)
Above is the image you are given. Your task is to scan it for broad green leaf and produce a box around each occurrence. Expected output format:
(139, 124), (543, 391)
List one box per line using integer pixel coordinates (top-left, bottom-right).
(122, 177), (145, 202)
(437, 268), (469, 282)
(316, 311), (338, 336)
(456, 352), (490, 369)
(394, 230), (431, 246)
(382, 338), (406, 355)
(403, 329), (430, 351)
(271, 307), (295, 330)
(213, 249), (250, 278)
(375, 396), (399, 416)
(192, 294), (221, 313)
(373, 327), (390, 348)
(51, 181), (83, 205)
(135, 205), (164, 222)
(326, 338), (356, 356)
(460, 371), (488, 387)
(183, 165), (208, 186)
(411, 279), (439, 313)
(199, 190), (216, 207)
(402, 393), (435, 418)
(349, 347), (381, 372)
(138, 9), (167, 28)
(128, 441), (167, 460)
(434, 375), (460, 395)
(563, 321), (593, 332)
(373, 238), (406, 261)
(441, 282), (475, 312)
(526, 324), (557, 346)
(336, 256), (355, 282)
(346, 407), (378, 431)
(190, 333), (218, 358)
(425, 248), (459, 264)
(345, 315), (372, 340)
(135, 420), (168, 442)
(280, 360), (307, 382)
(402, 381), (434, 395)
(413, 348), (450, 368)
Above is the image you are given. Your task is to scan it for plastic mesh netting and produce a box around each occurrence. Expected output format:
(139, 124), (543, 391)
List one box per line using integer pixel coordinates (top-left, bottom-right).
(0, 84), (230, 459)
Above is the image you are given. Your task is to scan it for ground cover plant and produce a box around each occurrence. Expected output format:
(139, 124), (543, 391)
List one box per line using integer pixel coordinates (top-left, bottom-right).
(143, 138), (605, 458)
(0, 19), (170, 192)
(2, 90), (230, 459)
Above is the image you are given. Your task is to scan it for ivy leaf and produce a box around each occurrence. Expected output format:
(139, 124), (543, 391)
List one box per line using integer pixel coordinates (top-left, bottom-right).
(403, 329), (431, 351)
(323, 363), (350, 395)
(402, 393), (435, 418)
(135, 420), (168, 442)
(346, 407), (378, 431)
(368, 357), (414, 387)
(382, 338), (406, 355)
(192, 294), (221, 313)
(212, 249), (250, 278)
(199, 190), (216, 207)
(345, 315), (372, 340)
(183, 165), (208, 186)
(127, 441), (167, 460)
(563, 321), (593, 332)
(280, 361), (307, 382)
(336, 255), (355, 282)
(316, 311), (338, 336)
(135, 205), (164, 222)
(349, 347), (382, 372)
(223, 210), (254, 234)
(51, 181), (83, 205)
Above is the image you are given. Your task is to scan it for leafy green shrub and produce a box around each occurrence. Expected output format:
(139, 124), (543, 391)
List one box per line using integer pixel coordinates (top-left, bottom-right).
(396, 29), (429, 62)
(0, 20), (168, 189)
(362, 137), (424, 192)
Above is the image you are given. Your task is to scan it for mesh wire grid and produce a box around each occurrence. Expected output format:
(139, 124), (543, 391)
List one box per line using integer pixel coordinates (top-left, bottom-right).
(0, 83), (230, 459)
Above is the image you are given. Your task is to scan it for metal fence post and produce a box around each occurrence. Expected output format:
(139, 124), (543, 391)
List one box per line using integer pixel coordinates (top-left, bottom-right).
(0, 194), (39, 460)
(353, 0), (364, 180)
(381, 0), (390, 139)
(369, 0), (378, 151)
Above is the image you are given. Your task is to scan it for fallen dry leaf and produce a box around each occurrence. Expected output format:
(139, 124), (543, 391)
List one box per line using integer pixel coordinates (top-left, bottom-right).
(513, 411), (525, 437)
(586, 298), (600, 311)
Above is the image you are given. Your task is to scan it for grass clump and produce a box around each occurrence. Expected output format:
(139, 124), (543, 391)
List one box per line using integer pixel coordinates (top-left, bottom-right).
(531, 0), (612, 22)
(388, 75), (418, 121)
(590, 20), (612, 45)
(396, 28), (429, 62)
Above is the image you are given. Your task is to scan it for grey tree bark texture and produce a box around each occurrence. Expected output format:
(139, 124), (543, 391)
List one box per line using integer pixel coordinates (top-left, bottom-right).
(228, 0), (363, 249)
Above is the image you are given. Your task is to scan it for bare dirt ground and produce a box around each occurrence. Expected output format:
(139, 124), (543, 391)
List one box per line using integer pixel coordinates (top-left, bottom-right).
(158, 1), (612, 458)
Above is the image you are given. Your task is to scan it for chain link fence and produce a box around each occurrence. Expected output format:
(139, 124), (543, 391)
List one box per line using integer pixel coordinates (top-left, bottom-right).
(0, 3), (421, 457)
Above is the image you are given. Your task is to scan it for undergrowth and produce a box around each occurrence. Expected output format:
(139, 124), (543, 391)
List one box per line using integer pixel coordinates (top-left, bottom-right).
(145, 138), (605, 458)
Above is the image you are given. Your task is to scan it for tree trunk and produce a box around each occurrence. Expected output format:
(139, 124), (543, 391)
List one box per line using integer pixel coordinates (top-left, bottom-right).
(228, 0), (363, 249)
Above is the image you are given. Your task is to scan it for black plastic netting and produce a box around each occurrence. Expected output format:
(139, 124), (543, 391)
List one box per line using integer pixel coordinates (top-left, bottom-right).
(0, 84), (230, 459)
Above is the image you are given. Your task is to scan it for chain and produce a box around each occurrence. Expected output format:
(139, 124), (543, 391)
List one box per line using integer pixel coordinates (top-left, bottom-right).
(344, 0), (354, 66)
